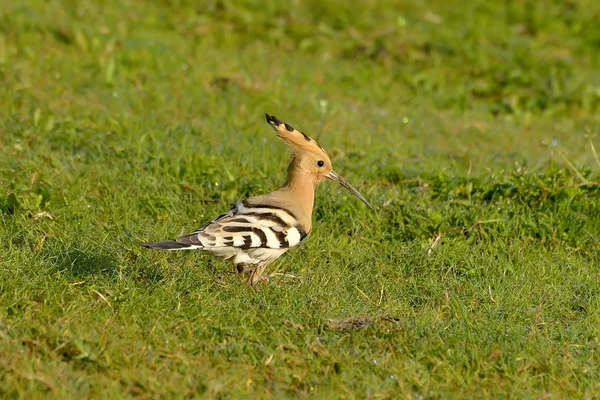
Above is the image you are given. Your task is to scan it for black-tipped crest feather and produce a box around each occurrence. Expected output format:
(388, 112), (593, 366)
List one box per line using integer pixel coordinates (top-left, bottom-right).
(265, 113), (282, 128)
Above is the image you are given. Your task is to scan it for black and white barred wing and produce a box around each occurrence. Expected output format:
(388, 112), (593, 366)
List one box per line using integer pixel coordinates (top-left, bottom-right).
(175, 201), (307, 250)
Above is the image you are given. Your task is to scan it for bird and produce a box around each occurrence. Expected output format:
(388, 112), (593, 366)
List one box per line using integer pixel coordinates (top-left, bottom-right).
(143, 113), (373, 287)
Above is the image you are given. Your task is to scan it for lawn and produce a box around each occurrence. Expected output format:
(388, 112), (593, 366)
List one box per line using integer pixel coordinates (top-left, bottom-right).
(1, 0), (599, 398)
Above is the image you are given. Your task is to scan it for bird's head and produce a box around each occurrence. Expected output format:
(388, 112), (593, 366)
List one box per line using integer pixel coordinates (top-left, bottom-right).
(265, 113), (373, 210)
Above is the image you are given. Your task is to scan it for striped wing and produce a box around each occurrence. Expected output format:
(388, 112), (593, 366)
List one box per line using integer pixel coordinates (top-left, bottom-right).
(175, 200), (307, 250)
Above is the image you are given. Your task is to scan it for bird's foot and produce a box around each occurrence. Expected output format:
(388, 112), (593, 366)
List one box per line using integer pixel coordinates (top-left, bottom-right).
(247, 265), (269, 289)
(239, 266), (298, 289)
(250, 272), (300, 289)
(268, 272), (298, 279)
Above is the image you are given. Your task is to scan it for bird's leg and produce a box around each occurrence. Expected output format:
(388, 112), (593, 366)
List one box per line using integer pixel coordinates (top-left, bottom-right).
(237, 265), (257, 274)
(236, 264), (269, 288)
(249, 264), (269, 288)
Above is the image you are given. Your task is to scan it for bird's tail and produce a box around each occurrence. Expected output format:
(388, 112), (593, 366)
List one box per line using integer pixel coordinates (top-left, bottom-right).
(142, 240), (196, 250)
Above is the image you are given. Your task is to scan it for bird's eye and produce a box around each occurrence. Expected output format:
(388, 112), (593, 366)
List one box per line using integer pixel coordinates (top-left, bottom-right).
(317, 160), (325, 167)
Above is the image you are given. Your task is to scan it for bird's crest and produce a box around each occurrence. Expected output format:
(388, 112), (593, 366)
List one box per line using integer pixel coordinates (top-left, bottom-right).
(265, 114), (327, 157)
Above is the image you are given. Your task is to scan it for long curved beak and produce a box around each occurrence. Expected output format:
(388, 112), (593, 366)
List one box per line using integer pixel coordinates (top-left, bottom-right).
(325, 171), (374, 211)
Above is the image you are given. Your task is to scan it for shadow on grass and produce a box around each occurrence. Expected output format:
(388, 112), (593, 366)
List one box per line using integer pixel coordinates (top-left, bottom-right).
(53, 249), (117, 277)
(45, 247), (164, 284)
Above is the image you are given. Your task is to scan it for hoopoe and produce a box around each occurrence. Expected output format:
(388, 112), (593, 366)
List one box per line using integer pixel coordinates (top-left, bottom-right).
(143, 114), (372, 287)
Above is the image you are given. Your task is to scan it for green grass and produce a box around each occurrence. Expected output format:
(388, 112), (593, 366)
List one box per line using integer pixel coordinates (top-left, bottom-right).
(1, 0), (600, 398)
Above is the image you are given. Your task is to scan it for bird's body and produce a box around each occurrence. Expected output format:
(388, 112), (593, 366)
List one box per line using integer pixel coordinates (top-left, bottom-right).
(143, 114), (372, 287)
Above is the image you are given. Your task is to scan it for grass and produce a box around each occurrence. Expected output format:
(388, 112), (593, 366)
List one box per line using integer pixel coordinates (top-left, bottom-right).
(1, 0), (600, 398)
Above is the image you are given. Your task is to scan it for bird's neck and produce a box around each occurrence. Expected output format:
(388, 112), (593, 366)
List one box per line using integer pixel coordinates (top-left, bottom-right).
(276, 163), (317, 226)
(282, 171), (316, 212)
